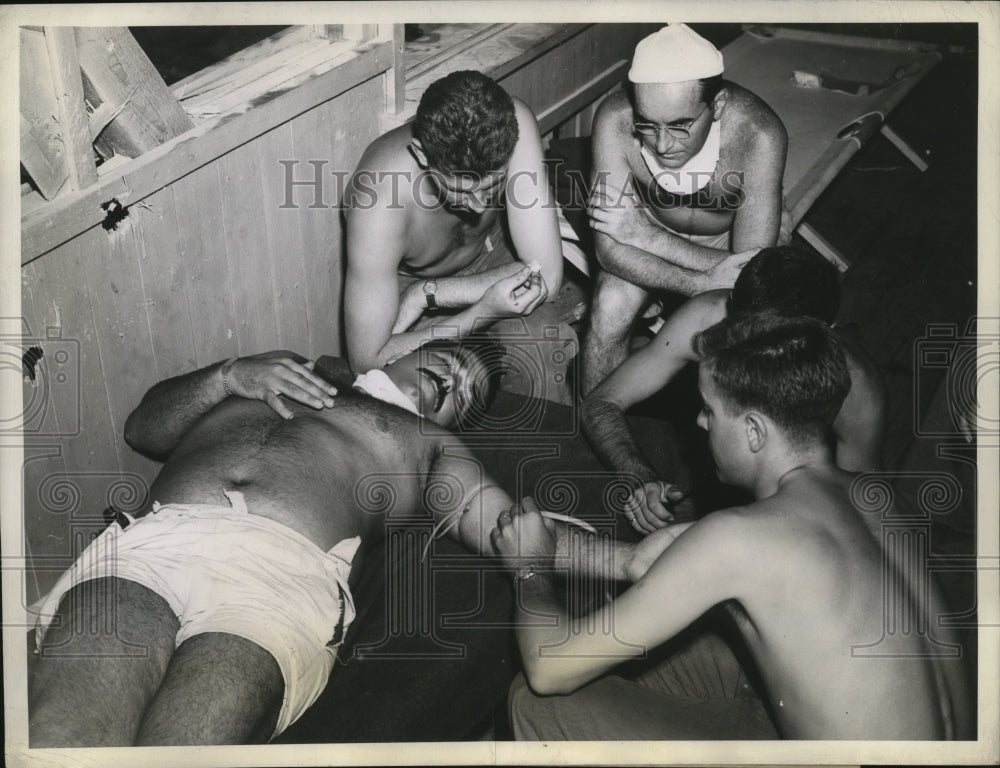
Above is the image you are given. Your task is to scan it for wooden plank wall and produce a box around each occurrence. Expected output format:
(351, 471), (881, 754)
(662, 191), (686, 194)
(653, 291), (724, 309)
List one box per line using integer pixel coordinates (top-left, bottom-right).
(20, 76), (382, 604)
(498, 24), (659, 142)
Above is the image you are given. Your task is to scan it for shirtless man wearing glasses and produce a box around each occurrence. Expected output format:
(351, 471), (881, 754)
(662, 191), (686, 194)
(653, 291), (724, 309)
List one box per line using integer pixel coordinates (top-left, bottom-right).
(582, 24), (791, 393)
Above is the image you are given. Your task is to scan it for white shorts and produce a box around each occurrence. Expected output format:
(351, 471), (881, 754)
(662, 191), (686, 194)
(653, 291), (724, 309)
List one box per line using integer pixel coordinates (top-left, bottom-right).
(32, 490), (360, 739)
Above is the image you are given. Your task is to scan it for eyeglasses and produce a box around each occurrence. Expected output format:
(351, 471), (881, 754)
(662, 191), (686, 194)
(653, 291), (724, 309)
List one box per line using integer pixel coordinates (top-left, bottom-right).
(633, 103), (711, 140)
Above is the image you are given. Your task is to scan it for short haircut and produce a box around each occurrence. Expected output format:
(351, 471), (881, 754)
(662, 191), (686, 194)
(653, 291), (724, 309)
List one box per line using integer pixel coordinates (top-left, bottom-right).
(418, 338), (506, 428)
(697, 75), (724, 105)
(413, 70), (519, 177)
(728, 246), (841, 324)
(693, 312), (851, 448)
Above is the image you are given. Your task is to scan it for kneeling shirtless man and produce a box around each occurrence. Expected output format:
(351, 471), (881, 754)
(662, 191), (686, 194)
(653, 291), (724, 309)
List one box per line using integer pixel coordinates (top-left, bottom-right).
(496, 313), (972, 740)
(28, 343), (635, 746)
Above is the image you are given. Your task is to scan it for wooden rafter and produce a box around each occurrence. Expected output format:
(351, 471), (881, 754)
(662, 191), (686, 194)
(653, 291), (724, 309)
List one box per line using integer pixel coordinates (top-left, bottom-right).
(20, 27), (69, 200)
(44, 26), (98, 190)
(74, 27), (193, 160)
(20, 26), (194, 203)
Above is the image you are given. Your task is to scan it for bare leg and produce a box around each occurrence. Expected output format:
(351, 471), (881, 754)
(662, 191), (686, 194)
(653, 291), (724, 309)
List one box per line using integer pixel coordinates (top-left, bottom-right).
(581, 271), (650, 395)
(29, 577), (178, 747)
(136, 632), (283, 745)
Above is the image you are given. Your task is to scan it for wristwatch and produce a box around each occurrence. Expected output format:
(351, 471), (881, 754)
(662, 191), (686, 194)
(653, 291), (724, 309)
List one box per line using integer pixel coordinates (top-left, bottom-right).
(423, 279), (439, 310)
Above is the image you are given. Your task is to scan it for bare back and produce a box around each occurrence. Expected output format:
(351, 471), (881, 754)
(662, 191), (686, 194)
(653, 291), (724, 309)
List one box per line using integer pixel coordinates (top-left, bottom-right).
(726, 468), (962, 738)
(148, 395), (441, 552)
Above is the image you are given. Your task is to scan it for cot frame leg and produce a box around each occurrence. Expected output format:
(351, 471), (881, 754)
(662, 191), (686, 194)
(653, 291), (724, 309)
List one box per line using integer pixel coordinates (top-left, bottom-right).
(881, 124), (930, 172)
(797, 221), (852, 272)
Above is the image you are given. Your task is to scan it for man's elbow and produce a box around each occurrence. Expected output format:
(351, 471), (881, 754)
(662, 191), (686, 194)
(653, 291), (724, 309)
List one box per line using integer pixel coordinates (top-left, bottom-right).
(123, 411), (142, 452)
(594, 239), (627, 276)
(346, 340), (386, 376)
(521, 660), (577, 697)
(123, 411), (168, 461)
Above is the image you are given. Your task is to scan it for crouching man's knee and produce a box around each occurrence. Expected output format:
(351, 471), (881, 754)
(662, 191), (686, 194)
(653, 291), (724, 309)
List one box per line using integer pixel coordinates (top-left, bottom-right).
(588, 273), (648, 342)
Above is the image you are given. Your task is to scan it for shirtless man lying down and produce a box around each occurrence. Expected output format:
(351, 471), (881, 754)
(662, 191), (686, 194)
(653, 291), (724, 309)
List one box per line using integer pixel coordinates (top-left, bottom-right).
(27, 343), (638, 747)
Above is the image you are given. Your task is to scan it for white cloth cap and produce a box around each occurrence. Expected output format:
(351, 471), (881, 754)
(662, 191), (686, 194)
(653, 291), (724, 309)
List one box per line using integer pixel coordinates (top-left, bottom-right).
(628, 24), (724, 84)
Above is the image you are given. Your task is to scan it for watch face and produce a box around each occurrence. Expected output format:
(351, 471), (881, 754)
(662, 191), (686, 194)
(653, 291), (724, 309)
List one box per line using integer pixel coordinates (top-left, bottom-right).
(425, 280), (437, 294)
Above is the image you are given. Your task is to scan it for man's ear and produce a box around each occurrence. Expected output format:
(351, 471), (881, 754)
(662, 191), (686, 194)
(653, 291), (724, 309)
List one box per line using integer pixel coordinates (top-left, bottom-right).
(745, 412), (767, 453)
(408, 139), (429, 169)
(710, 89), (727, 121)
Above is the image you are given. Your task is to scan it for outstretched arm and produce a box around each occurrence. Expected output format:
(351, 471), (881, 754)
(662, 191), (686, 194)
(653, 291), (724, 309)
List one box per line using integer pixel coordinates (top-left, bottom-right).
(123, 351), (338, 460)
(426, 442), (635, 581)
(492, 505), (739, 695)
(583, 291), (727, 530)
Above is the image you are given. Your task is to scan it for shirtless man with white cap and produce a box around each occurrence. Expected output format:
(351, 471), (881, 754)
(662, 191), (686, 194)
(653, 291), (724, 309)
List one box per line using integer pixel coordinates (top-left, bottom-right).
(582, 23), (790, 393)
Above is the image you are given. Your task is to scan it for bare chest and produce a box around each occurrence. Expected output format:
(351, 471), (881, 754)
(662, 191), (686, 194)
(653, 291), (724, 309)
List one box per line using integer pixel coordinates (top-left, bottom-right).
(624, 145), (744, 235)
(402, 205), (499, 277)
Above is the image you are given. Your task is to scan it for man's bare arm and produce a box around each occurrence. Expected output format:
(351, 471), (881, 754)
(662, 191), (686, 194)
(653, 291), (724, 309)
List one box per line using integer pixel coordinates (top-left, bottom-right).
(427, 443), (635, 581)
(594, 229), (750, 296)
(834, 342), (888, 472)
(493, 506), (741, 695)
(583, 291), (725, 473)
(123, 352), (338, 460)
(392, 262), (527, 333)
(346, 169), (548, 369)
(729, 109), (787, 252)
(504, 98), (563, 297)
(589, 94), (749, 279)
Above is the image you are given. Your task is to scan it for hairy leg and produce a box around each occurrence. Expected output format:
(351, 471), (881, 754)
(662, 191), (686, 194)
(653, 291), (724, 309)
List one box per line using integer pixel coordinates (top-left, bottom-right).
(29, 577), (178, 747)
(135, 632), (283, 745)
(581, 271), (649, 394)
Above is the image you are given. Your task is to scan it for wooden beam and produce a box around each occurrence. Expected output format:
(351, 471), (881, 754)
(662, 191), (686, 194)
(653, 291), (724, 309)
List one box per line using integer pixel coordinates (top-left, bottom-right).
(405, 24), (513, 81)
(313, 25), (345, 41)
(44, 26), (98, 190)
(171, 26), (318, 98)
(178, 38), (360, 122)
(19, 27), (68, 200)
(384, 23), (405, 115)
(22, 40), (393, 264)
(536, 59), (628, 135)
(20, 114), (68, 201)
(74, 27), (193, 159)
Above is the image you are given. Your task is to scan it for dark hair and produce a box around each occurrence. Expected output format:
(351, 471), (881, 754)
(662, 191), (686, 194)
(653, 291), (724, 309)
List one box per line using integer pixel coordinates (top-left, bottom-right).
(418, 338), (506, 427)
(728, 246), (840, 324)
(413, 70), (519, 177)
(693, 312), (850, 448)
(697, 75), (724, 105)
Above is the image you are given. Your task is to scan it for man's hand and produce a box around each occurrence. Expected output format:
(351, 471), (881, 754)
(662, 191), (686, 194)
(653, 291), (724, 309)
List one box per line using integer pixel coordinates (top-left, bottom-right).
(702, 248), (757, 291)
(587, 187), (646, 248)
(623, 481), (689, 534)
(625, 521), (695, 582)
(223, 352), (337, 419)
(490, 496), (557, 569)
(478, 265), (548, 318)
